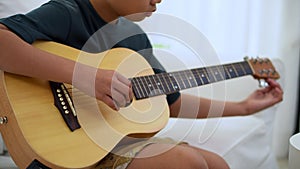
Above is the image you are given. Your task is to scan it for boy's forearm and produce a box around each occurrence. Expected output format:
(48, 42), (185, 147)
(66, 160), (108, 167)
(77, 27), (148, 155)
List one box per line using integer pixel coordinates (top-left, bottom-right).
(169, 93), (247, 118)
(0, 28), (74, 84)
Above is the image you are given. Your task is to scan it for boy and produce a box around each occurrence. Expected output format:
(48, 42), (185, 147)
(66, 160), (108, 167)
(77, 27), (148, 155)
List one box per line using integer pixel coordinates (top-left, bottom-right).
(0, 0), (283, 168)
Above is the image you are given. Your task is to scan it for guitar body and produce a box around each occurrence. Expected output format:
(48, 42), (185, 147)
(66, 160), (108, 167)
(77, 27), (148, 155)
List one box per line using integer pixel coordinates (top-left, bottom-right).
(0, 41), (169, 168)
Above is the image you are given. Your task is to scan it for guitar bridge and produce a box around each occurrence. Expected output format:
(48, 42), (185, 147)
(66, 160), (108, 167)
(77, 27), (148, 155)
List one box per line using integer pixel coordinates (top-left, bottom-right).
(49, 81), (80, 131)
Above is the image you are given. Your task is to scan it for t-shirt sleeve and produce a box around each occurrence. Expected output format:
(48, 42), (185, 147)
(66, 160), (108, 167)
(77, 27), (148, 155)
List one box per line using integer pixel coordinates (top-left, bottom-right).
(0, 0), (71, 43)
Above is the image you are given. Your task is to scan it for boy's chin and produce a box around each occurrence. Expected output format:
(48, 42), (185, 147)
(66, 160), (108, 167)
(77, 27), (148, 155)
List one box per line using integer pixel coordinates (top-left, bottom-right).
(124, 13), (150, 22)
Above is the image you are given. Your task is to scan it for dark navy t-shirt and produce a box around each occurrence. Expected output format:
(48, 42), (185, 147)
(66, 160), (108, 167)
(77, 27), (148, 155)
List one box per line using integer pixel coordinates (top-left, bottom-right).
(0, 0), (180, 105)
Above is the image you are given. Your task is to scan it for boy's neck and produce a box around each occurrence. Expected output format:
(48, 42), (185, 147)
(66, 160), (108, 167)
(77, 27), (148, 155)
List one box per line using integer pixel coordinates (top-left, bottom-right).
(89, 0), (119, 23)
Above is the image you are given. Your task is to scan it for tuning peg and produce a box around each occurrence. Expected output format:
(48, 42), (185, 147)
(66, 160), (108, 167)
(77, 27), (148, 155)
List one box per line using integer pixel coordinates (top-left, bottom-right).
(263, 69), (270, 74)
(0, 116), (8, 125)
(263, 58), (270, 63)
(271, 69), (278, 75)
(258, 79), (269, 88)
(252, 57), (262, 64)
(258, 58), (264, 64)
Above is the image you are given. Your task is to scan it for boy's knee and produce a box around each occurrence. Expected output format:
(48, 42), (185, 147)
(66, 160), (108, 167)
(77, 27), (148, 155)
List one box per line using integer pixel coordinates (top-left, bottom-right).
(174, 145), (230, 169)
(172, 146), (209, 169)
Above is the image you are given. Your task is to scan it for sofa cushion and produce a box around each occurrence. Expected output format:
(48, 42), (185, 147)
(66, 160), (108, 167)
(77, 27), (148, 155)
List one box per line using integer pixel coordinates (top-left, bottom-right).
(156, 116), (278, 169)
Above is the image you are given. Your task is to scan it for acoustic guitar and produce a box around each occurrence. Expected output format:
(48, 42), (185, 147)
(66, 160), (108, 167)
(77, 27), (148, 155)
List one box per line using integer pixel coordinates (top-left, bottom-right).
(0, 41), (280, 169)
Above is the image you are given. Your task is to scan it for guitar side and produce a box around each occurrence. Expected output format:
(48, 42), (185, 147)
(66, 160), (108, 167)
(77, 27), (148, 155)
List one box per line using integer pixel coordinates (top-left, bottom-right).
(0, 41), (170, 168)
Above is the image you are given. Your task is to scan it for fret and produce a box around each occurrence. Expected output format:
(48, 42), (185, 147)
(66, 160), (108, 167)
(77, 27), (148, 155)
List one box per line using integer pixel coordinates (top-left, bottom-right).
(197, 68), (210, 85)
(181, 71), (192, 89)
(223, 64), (232, 79)
(172, 71), (188, 90)
(239, 63), (247, 75)
(191, 69), (204, 86)
(178, 71), (189, 89)
(143, 76), (152, 97)
(132, 75), (164, 99)
(241, 62), (253, 74)
(207, 66), (225, 82)
(234, 63), (246, 76)
(138, 76), (150, 98)
(155, 74), (167, 94)
(149, 75), (164, 97)
(215, 66), (225, 80)
(167, 73), (180, 92)
(150, 75), (165, 96)
(130, 78), (138, 97)
(153, 75), (166, 94)
(225, 64), (238, 79)
(189, 71), (198, 88)
(158, 73), (172, 94)
(232, 64), (240, 76)
(232, 64), (242, 77)
(173, 71), (187, 90)
(205, 67), (217, 82)
(149, 75), (163, 96)
(223, 61), (253, 80)
(183, 70), (198, 88)
(131, 78), (144, 99)
(145, 75), (155, 96)
(202, 68), (212, 84)
(131, 61), (255, 100)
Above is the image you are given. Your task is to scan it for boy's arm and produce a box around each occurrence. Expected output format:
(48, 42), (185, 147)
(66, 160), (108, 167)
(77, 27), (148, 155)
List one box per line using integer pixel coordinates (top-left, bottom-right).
(169, 79), (283, 118)
(0, 25), (132, 110)
(0, 24), (74, 83)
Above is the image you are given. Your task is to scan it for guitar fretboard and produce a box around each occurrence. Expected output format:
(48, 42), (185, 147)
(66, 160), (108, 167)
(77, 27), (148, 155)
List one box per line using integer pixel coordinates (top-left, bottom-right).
(131, 61), (253, 100)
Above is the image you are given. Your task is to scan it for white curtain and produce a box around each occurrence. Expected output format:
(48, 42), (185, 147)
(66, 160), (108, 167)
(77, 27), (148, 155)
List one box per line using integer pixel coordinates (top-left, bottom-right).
(153, 0), (300, 158)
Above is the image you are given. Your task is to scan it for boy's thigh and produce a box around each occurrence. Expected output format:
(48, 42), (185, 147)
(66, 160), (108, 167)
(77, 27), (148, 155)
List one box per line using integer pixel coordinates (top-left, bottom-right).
(97, 138), (229, 169)
(127, 143), (209, 169)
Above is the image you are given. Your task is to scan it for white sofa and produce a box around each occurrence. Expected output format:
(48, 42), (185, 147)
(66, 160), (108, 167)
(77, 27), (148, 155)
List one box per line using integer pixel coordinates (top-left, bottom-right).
(158, 116), (278, 169)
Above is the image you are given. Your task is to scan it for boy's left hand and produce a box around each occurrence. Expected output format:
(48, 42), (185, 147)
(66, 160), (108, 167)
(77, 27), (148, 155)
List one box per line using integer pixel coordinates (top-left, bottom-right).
(243, 78), (283, 115)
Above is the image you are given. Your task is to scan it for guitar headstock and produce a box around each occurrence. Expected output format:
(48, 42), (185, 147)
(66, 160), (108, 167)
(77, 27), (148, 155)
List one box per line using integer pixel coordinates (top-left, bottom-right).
(245, 57), (280, 80)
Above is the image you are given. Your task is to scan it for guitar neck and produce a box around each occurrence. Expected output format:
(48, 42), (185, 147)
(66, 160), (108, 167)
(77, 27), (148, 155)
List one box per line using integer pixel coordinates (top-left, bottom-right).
(131, 61), (253, 100)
